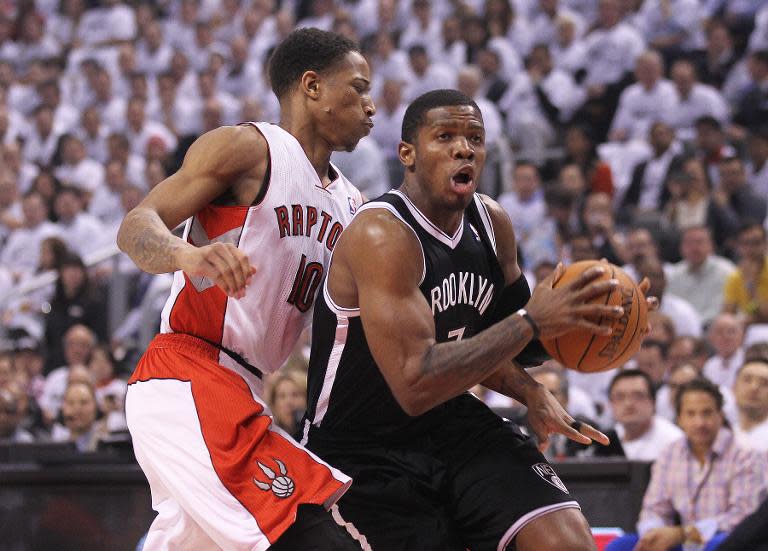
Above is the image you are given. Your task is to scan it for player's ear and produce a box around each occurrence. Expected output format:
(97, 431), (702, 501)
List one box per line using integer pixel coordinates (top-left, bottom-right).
(398, 141), (416, 171)
(300, 71), (321, 100)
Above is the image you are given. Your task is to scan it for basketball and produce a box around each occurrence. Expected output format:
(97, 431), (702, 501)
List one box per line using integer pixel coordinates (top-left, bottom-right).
(540, 260), (648, 373)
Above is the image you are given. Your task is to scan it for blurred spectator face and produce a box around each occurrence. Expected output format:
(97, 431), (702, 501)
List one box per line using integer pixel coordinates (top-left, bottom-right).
(649, 122), (674, 154)
(635, 341), (668, 385)
(513, 164), (540, 201)
(275, 10), (294, 39)
(145, 159), (168, 186)
(203, 100), (223, 132)
(54, 189), (83, 223)
(748, 132), (768, 165)
(707, 314), (744, 358)
(181, 0), (198, 23)
(381, 80), (404, 111)
(93, 69), (112, 100)
(20, 11), (44, 42)
(570, 235), (598, 261)
(198, 72), (217, 98)
(534, 261), (556, 284)
(733, 361), (768, 420)
(559, 164), (586, 196)
(680, 227), (712, 268)
(105, 161), (128, 193)
(583, 192), (613, 235)
(271, 376), (306, 431)
(130, 74), (149, 100)
(598, 0), (620, 27)
(695, 121), (723, 154)
(0, 174), (16, 208)
(60, 262), (87, 298)
(63, 325), (95, 367)
(409, 48), (430, 76)
(718, 159), (746, 193)
(412, 0), (431, 23)
(38, 82), (61, 108)
(442, 16), (461, 43)
(82, 107), (101, 135)
(556, 17), (576, 46)
(533, 369), (568, 409)
(122, 185), (145, 211)
(118, 45), (136, 74)
(627, 229), (657, 266)
(61, 382), (98, 436)
(68, 365), (93, 386)
(677, 389), (722, 450)
(634, 52), (662, 88)
(146, 136), (169, 162)
(683, 158), (710, 196)
(671, 61), (696, 97)
(88, 348), (115, 385)
(171, 51), (189, 78)
(0, 355), (14, 389)
(667, 363), (699, 410)
(145, 20), (163, 50)
(736, 225), (766, 264)
(61, 136), (86, 165)
(127, 99), (146, 130)
(195, 23), (213, 47)
(529, 46), (553, 74)
(463, 17), (488, 47)
(457, 66), (482, 98)
(0, 60), (12, 87)
(477, 48), (501, 77)
(540, 0), (558, 16)
(0, 390), (21, 438)
(230, 37), (248, 65)
(240, 98), (263, 123)
(647, 311), (675, 347)
(707, 23), (731, 54)
(0, 105), (8, 137)
(565, 126), (592, 158)
(609, 375), (655, 430)
(39, 237), (67, 271)
(747, 53), (768, 83)
(22, 193), (49, 228)
(35, 107), (54, 136)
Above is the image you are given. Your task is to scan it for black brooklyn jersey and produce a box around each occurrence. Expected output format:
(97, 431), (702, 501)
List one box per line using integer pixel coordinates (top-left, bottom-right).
(304, 190), (507, 443)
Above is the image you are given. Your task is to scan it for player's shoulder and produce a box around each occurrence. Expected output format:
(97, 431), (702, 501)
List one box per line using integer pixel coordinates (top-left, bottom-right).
(185, 125), (267, 174)
(346, 206), (419, 247)
(476, 193), (514, 236)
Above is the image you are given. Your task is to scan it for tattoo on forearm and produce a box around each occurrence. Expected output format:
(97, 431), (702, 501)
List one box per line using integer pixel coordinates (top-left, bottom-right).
(117, 209), (186, 274)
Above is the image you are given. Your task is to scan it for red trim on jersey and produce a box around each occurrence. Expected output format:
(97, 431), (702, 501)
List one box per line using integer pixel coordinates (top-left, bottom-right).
(169, 205), (250, 344)
(128, 334), (348, 544)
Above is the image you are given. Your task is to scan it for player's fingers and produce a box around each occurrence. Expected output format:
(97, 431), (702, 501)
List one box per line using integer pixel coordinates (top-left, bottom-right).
(573, 318), (613, 336)
(203, 257), (233, 295)
(575, 278), (619, 303)
(560, 420), (593, 445)
(646, 296), (659, 311)
(578, 421), (610, 446)
(576, 303), (624, 321)
(214, 244), (251, 295)
(637, 276), (651, 294)
(567, 264), (607, 291)
(551, 262), (565, 287)
(206, 249), (240, 296)
(537, 432), (550, 453)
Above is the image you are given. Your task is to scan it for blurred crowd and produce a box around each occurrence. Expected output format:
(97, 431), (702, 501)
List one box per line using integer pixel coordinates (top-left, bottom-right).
(0, 0), (766, 479)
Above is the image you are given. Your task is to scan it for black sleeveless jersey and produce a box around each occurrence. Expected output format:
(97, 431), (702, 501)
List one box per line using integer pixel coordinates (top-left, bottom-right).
(303, 190), (507, 444)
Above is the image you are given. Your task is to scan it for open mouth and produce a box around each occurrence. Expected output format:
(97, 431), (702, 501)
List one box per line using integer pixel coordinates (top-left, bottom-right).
(451, 166), (475, 191)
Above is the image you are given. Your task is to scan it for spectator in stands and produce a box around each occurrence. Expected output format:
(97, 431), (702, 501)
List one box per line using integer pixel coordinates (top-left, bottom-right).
(88, 345), (127, 433)
(52, 186), (110, 260)
(124, 96), (177, 158)
(715, 157), (768, 234)
(746, 127), (768, 198)
(89, 65), (127, 133)
(731, 359), (768, 452)
(0, 388), (34, 444)
(702, 313), (746, 388)
(656, 362), (699, 421)
(619, 122), (684, 224)
(40, 324), (97, 423)
(695, 116), (736, 186)
(578, 0), (645, 139)
(53, 135), (105, 198)
(267, 371), (307, 439)
(550, 15), (588, 77)
(22, 105), (61, 166)
(667, 225), (736, 324)
(692, 20), (739, 90)
(634, 339), (671, 389)
(371, 78), (407, 188)
(608, 378), (768, 551)
(606, 369), (683, 461)
(668, 336), (711, 373)
(331, 135), (389, 199)
(636, 0), (701, 62)
(136, 18), (173, 77)
(581, 192), (626, 265)
(622, 227), (666, 283)
(723, 223), (768, 322)
(456, 65), (502, 152)
(646, 311), (677, 348)
(563, 125), (614, 196)
(475, 47), (509, 105)
(0, 192), (60, 281)
(404, 45), (456, 102)
(732, 50), (768, 131)
(76, 106), (110, 164)
(667, 59), (729, 143)
(50, 380), (108, 452)
(639, 257), (703, 337)
(0, 171), (21, 249)
(43, 254), (107, 373)
(609, 51), (676, 142)
(498, 162), (546, 257)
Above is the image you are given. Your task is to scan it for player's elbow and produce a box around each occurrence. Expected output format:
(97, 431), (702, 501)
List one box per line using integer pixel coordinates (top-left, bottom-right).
(392, 375), (432, 416)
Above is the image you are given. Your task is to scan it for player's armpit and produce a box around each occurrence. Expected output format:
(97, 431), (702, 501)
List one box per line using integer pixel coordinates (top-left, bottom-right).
(477, 194), (522, 285)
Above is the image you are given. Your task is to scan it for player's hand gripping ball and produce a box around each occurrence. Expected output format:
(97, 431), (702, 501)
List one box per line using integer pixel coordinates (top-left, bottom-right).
(541, 260), (648, 373)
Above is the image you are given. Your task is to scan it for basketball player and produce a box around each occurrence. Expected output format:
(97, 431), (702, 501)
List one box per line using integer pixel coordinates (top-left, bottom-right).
(303, 90), (653, 551)
(117, 29), (374, 550)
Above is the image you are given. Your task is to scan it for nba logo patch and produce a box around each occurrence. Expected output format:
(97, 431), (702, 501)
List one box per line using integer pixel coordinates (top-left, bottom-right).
(532, 463), (569, 494)
(348, 197), (357, 214)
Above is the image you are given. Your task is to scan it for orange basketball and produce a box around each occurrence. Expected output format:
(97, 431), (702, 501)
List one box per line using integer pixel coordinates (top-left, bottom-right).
(540, 260), (648, 373)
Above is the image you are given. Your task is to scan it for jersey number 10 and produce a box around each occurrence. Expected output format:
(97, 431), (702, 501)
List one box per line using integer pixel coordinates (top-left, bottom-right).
(287, 254), (324, 312)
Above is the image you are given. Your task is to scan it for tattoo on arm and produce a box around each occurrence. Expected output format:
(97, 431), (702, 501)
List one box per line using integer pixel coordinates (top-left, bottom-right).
(117, 208), (188, 274)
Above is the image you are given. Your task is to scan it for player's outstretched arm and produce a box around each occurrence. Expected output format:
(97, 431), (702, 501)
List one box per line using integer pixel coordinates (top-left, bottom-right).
(335, 209), (623, 417)
(117, 126), (261, 297)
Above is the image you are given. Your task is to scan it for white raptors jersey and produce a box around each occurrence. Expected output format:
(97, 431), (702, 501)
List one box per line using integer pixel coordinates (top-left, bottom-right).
(159, 122), (363, 383)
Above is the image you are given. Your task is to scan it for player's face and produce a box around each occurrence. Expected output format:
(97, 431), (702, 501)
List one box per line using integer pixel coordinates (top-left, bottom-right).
(318, 51), (376, 152)
(407, 105), (486, 211)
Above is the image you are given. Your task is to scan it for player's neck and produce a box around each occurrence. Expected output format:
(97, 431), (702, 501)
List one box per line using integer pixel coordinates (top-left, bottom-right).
(278, 116), (333, 185)
(400, 181), (464, 235)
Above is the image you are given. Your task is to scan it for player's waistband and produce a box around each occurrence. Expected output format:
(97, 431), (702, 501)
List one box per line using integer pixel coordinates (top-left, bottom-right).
(149, 333), (264, 380)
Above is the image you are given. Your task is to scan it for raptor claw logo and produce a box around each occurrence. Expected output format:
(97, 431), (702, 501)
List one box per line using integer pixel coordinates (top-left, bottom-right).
(253, 458), (295, 498)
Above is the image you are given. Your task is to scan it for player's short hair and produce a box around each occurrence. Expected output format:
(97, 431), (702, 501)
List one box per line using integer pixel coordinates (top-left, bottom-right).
(674, 377), (723, 416)
(401, 89), (480, 143)
(608, 368), (656, 401)
(268, 28), (359, 100)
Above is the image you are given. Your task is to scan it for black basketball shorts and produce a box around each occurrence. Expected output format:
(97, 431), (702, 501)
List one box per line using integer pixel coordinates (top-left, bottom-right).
(310, 420), (580, 551)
